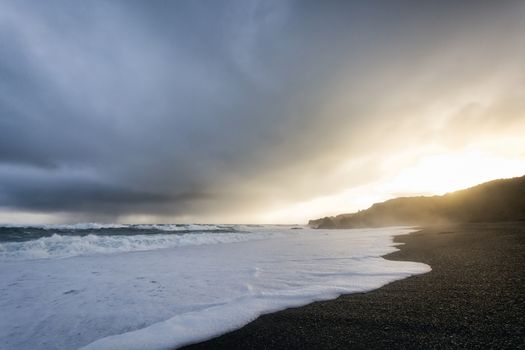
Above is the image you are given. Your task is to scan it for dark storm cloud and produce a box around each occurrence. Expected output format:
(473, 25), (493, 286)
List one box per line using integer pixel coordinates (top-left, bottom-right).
(0, 0), (524, 222)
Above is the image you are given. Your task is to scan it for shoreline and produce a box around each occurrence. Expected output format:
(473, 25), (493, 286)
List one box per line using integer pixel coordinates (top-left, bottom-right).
(182, 222), (525, 349)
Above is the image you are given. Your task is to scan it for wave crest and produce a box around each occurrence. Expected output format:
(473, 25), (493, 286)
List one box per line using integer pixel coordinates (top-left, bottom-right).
(0, 230), (285, 260)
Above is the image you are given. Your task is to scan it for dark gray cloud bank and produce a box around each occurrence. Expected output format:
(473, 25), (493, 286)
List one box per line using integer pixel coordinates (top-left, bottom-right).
(1, 1), (524, 223)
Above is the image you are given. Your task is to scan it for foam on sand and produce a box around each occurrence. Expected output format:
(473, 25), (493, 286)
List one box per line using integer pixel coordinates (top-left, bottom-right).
(0, 226), (430, 350)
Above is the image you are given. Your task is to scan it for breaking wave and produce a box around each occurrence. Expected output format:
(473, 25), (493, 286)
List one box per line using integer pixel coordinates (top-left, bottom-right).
(0, 230), (288, 261)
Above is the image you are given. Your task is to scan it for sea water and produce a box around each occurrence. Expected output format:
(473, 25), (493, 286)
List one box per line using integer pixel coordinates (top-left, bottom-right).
(0, 224), (430, 350)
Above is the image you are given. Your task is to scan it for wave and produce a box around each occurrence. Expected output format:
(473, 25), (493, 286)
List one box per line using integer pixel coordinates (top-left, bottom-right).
(132, 224), (234, 232)
(0, 230), (287, 260)
(0, 223), (248, 244)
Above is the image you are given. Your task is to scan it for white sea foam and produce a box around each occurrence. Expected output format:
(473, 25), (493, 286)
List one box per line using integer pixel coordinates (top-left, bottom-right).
(0, 226), (430, 350)
(0, 230), (285, 261)
(132, 224), (231, 231)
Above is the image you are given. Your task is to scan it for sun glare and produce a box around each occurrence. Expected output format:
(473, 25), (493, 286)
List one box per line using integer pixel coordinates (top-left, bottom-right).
(381, 151), (525, 196)
(261, 149), (525, 224)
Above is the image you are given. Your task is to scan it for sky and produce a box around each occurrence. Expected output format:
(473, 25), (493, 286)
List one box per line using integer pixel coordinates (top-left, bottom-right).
(1, 0), (525, 224)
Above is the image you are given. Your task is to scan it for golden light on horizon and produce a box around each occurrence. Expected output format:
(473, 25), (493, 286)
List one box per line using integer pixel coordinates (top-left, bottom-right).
(1, 0), (525, 226)
(260, 148), (525, 224)
(380, 150), (525, 196)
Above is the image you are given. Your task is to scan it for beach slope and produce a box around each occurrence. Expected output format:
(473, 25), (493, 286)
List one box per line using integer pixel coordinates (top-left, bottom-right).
(183, 222), (525, 349)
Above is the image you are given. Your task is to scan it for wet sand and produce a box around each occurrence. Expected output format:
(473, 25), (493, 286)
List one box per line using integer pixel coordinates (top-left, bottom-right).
(183, 222), (525, 349)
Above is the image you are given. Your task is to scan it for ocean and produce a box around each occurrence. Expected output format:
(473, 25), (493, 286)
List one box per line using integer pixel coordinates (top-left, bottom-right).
(0, 224), (430, 350)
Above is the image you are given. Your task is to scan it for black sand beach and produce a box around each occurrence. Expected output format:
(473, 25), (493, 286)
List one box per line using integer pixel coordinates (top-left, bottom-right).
(183, 222), (525, 349)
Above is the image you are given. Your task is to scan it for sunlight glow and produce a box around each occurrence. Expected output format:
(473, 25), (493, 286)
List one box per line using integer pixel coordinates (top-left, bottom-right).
(261, 149), (525, 224)
(379, 151), (525, 196)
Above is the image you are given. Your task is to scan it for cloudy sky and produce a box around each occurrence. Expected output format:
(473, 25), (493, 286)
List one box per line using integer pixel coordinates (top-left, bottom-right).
(1, 0), (525, 224)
